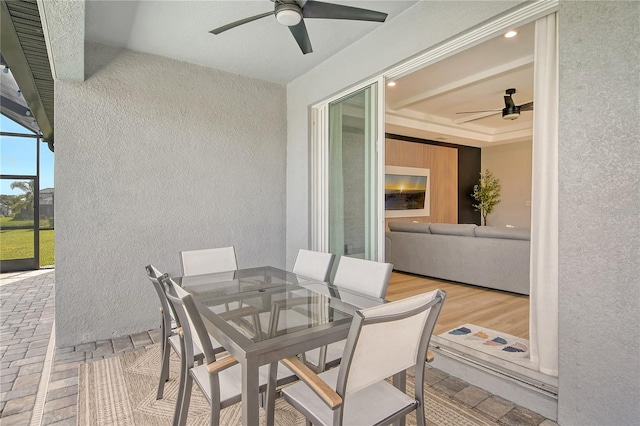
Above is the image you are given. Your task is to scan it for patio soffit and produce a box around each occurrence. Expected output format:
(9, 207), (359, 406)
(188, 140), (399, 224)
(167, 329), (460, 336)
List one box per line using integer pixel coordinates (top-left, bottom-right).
(0, 0), (54, 144)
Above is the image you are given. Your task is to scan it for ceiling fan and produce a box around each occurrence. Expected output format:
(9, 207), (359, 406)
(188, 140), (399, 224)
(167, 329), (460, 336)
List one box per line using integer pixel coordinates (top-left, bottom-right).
(209, 0), (388, 55)
(455, 88), (533, 123)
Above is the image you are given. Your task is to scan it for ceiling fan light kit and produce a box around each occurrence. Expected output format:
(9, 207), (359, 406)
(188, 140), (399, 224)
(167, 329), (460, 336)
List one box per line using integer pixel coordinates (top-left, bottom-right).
(502, 110), (520, 120)
(276, 4), (302, 26)
(209, 0), (388, 55)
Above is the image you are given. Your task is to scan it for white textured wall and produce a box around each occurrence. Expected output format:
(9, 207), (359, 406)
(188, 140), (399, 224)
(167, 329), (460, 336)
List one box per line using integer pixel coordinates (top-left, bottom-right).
(55, 43), (286, 346)
(481, 141), (532, 227)
(286, 1), (522, 267)
(557, 1), (640, 424)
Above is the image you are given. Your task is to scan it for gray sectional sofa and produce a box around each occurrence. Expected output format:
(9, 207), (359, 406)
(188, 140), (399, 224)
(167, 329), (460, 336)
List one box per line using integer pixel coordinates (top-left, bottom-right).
(385, 222), (530, 295)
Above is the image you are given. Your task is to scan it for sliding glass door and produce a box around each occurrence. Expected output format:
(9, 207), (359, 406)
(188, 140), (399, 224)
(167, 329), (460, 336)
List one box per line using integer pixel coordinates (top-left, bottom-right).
(310, 81), (382, 263)
(328, 86), (378, 260)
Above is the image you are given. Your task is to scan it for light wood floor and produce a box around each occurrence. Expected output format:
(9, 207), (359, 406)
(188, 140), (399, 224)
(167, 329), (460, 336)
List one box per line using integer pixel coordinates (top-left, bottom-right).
(385, 272), (530, 339)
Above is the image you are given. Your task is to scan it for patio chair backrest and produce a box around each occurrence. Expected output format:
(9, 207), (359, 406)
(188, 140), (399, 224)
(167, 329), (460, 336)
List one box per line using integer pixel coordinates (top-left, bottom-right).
(163, 277), (216, 363)
(333, 256), (393, 298)
(145, 264), (174, 323)
(336, 289), (445, 396)
(292, 249), (336, 282)
(180, 246), (238, 276)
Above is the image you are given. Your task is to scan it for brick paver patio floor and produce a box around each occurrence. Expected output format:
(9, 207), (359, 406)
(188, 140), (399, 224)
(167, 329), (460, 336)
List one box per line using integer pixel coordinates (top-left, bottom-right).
(0, 269), (556, 426)
(0, 270), (160, 425)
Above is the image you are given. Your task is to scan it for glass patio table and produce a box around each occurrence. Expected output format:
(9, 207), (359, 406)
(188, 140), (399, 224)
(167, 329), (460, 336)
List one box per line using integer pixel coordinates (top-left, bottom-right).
(176, 266), (385, 426)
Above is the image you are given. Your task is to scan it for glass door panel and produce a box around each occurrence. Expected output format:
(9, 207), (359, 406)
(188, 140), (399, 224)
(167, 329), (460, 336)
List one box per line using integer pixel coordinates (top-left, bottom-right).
(328, 85), (378, 260)
(1, 128), (40, 272)
(1, 177), (38, 270)
(39, 141), (54, 267)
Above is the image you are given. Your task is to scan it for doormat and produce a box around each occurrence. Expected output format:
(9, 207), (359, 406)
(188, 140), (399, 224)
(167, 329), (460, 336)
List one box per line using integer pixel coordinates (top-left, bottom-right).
(438, 324), (533, 369)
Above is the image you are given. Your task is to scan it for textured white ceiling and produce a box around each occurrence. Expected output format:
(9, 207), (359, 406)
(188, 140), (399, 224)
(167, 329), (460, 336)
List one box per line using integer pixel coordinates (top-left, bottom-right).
(85, 0), (417, 84)
(85, 2), (535, 147)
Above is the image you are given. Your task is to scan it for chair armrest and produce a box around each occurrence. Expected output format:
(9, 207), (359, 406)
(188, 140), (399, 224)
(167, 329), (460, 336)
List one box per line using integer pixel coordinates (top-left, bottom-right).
(207, 356), (238, 374)
(426, 350), (435, 363)
(282, 356), (343, 409)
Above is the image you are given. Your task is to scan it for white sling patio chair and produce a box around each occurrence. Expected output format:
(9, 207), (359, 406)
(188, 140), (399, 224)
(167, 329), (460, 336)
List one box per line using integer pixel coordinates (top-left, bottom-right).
(281, 289), (446, 426)
(333, 256), (393, 297)
(179, 246), (238, 277)
(303, 256), (393, 372)
(163, 277), (297, 426)
(145, 265), (226, 402)
(292, 249), (336, 283)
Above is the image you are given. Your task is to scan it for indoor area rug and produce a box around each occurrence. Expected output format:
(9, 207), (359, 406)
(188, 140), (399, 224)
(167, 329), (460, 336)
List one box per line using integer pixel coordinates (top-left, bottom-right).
(78, 345), (498, 425)
(439, 324), (532, 369)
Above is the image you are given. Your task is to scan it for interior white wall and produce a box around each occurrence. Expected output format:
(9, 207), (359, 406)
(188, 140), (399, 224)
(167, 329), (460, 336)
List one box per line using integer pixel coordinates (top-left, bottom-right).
(286, 0), (639, 423)
(481, 141), (532, 227)
(55, 43), (286, 346)
(557, 1), (639, 424)
(286, 0), (523, 268)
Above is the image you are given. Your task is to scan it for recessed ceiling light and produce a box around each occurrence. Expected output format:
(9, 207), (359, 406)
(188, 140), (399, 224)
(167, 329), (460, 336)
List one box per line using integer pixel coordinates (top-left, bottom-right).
(387, 81), (396, 87)
(504, 30), (518, 38)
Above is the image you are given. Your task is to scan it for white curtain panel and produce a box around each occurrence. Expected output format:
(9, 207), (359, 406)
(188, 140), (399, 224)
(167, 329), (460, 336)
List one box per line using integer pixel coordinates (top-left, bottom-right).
(529, 13), (559, 377)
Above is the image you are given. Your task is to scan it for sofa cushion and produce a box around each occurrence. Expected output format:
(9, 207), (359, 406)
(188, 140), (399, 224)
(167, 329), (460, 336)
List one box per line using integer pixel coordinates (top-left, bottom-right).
(388, 222), (431, 234)
(429, 223), (477, 237)
(474, 226), (531, 241)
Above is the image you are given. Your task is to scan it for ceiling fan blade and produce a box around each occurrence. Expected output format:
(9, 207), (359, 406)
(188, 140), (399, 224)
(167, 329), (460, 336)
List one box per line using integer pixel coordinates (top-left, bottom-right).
(209, 11), (275, 35)
(519, 102), (534, 111)
(504, 95), (516, 109)
(302, 0), (387, 22)
(455, 109), (501, 114)
(453, 110), (501, 124)
(289, 19), (313, 54)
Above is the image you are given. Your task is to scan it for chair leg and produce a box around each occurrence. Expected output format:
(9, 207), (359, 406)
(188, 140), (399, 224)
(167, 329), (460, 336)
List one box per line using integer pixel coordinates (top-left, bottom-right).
(210, 402), (221, 426)
(178, 373), (194, 426)
(209, 374), (222, 426)
(173, 339), (191, 426)
(317, 345), (327, 373)
(156, 337), (171, 400)
(392, 372), (407, 426)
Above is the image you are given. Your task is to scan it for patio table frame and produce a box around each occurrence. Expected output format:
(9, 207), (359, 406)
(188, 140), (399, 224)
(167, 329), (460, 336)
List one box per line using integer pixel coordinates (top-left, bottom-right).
(177, 266), (385, 426)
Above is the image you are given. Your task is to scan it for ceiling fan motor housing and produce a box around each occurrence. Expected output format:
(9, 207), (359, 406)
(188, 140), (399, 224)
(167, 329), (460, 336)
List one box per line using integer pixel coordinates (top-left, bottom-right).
(502, 88), (519, 119)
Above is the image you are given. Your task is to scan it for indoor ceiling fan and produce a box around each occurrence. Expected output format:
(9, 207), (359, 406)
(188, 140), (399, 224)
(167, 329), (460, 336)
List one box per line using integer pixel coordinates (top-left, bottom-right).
(455, 88), (534, 123)
(209, 0), (388, 55)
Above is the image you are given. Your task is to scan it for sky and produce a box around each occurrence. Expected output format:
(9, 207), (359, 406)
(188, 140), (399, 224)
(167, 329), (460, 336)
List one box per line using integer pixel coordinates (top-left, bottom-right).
(1, 115), (54, 195)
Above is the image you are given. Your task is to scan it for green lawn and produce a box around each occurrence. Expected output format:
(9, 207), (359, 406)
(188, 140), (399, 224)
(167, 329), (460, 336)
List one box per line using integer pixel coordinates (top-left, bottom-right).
(0, 229), (55, 266)
(0, 216), (51, 228)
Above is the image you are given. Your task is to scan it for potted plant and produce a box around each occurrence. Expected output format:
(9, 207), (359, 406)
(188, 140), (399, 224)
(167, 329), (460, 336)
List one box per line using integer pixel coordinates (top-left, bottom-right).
(471, 169), (501, 226)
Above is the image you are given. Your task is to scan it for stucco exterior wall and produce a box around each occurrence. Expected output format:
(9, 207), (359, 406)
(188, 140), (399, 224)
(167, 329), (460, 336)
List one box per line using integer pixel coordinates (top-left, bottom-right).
(55, 43), (286, 346)
(557, 1), (640, 424)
